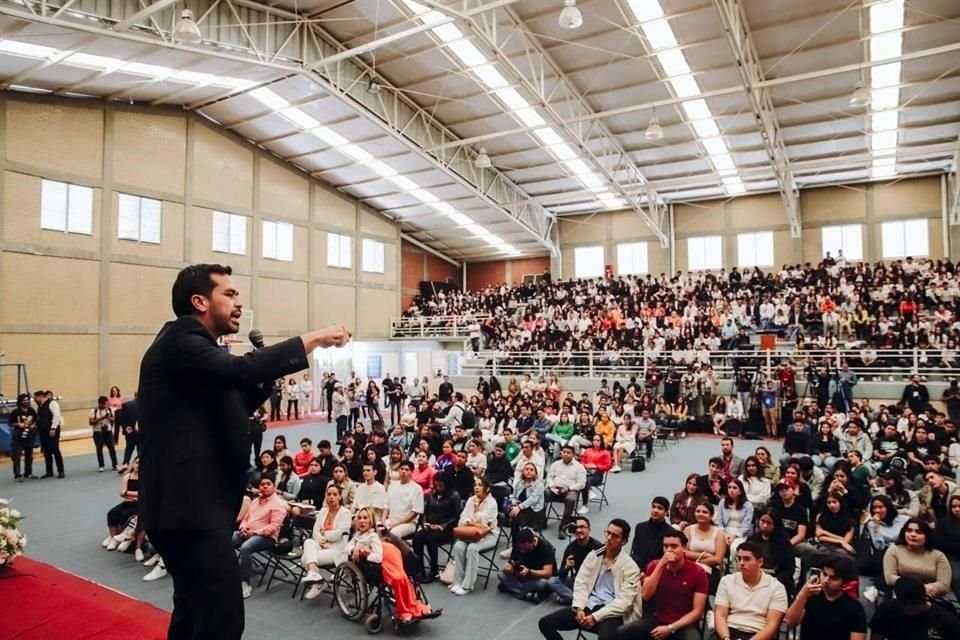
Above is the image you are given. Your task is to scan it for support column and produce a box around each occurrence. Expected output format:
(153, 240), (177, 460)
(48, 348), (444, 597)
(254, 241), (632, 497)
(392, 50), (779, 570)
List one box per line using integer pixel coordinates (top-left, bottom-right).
(97, 104), (115, 393)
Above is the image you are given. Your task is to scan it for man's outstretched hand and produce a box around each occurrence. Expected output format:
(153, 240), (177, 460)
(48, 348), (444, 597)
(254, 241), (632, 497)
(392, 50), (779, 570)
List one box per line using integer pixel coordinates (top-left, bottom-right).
(303, 325), (352, 352)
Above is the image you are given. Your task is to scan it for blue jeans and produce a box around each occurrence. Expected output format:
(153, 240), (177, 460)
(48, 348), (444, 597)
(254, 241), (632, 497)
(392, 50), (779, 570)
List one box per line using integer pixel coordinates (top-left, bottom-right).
(497, 571), (550, 599)
(231, 532), (275, 583)
(547, 574), (574, 602)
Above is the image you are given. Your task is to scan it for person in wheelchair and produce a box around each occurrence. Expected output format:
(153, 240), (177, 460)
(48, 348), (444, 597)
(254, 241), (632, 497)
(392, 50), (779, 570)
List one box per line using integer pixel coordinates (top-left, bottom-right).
(348, 507), (440, 624)
(302, 484), (351, 600)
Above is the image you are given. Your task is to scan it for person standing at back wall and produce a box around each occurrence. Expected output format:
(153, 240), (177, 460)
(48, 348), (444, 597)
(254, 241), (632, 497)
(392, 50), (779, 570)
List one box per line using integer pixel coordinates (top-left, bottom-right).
(137, 263), (351, 640)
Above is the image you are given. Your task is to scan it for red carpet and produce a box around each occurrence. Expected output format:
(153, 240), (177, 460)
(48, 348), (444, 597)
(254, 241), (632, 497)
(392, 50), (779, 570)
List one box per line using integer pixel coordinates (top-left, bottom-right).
(0, 557), (169, 639)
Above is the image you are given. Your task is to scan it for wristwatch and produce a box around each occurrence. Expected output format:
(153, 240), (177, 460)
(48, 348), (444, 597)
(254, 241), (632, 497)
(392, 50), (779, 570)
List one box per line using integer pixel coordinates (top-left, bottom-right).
(668, 624), (675, 635)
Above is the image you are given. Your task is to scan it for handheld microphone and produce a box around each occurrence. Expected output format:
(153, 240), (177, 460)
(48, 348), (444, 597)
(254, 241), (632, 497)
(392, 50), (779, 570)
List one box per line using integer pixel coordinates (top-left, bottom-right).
(248, 329), (265, 350)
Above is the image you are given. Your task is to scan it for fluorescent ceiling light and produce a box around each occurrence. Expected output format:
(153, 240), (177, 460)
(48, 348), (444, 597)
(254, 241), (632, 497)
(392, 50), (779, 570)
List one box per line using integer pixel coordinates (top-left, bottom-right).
(627, 0), (665, 21)
(563, 158), (592, 175)
(466, 224), (489, 236)
(669, 74), (701, 98)
(447, 212), (473, 225)
(533, 128), (564, 146)
(310, 127), (348, 147)
(340, 144), (373, 162)
(656, 49), (691, 77)
(250, 87), (289, 110)
(472, 64), (508, 89)
(367, 160), (397, 178)
(0, 40), (56, 58)
(409, 189), (438, 203)
(433, 23), (463, 43)
(870, 62), (901, 88)
(279, 107), (319, 130)
(701, 137), (729, 156)
(579, 173), (605, 188)
(389, 176), (420, 191)
(681, 99), (712, 121)
(870, 0), (905, 33)
(515, 108), (546, 127)
(640, 19), (677, 51)
(494, 88), (529, 110)
(871, 87), (899, 110)
(65, 52), (124, 72)
(871, 130), (898, 151)
(871, 110), (899, 132)
(549, 144), (578, 160)
(691, 119), (720, 138)
(447, 39), (487, 67)
(870, 32), (902, 62)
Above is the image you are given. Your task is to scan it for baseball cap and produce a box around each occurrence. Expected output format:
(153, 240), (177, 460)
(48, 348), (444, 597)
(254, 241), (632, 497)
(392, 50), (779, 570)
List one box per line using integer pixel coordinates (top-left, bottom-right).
(776, 478), (798, 491)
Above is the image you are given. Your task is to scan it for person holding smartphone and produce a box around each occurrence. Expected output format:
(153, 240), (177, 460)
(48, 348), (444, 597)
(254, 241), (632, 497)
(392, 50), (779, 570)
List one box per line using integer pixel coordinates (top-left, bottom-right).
(784, 555), (867, 640)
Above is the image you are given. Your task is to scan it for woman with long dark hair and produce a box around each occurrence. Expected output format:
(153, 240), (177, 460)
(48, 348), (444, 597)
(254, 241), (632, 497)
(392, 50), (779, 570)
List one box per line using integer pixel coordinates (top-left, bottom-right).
(670, 473), (708, 531)
(883, 517), (952, 599)
(747, 509), (796, 595)
(716, 479), (754, 557)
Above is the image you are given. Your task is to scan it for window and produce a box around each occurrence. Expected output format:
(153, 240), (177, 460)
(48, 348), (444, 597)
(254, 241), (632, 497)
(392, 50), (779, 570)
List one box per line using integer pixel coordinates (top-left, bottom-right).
(117, 193), (161, 244)
(41, 179), (93, 235)
(687, 235), (723, 271)
(212, 211), (247, 255)
(617, 242), (648, 275)
(881, 219), (929, 259)
(327, 232), (352, 268)
(261, 220), (294, 261)
(736, 231), (774, 268)
(574, 245), (604, 279)
(821, 224), (863, 261)
(362, 238), (385, 273)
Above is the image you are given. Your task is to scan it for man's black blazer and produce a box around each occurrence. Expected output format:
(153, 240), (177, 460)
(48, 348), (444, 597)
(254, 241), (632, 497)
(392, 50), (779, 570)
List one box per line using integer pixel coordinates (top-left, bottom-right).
(137, 316), (309, 530)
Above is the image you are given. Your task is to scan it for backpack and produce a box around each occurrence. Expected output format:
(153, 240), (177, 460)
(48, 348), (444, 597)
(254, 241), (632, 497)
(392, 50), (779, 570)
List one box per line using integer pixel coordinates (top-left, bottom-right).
(631, 455), (646, 472)
(460, 406), (477, 430)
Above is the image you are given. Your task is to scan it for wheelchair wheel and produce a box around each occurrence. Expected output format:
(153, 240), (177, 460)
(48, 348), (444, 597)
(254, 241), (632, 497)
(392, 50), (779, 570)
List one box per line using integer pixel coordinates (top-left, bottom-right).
(363, 613), (383, 634)
(333, 563), (369, 621)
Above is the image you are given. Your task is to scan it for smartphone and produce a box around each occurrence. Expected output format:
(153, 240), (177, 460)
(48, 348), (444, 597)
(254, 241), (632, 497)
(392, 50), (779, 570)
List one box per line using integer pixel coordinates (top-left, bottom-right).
(807, 567), (822, 583)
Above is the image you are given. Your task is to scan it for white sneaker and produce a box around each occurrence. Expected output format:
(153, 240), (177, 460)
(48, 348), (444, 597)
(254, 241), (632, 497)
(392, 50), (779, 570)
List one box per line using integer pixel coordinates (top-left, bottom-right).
(98, 467), (104, 472)
(106, 537), (120, 551)
(450, 585), (469, 596)
(863, 585), (879, 602)
(143, 554), (161, 567)
(302, 570), (323, 584)
(611, 465), (622, 473)
(304, 584), (324, 600)
(116, 539), (133, 553)
(143, 565), (167, 581)
(101, 535), (114, 549)
(499, 549), (512, 559)
(578, 506), (590, 515)
(134, 549), (145, 563)
(241, 582), (253, 599)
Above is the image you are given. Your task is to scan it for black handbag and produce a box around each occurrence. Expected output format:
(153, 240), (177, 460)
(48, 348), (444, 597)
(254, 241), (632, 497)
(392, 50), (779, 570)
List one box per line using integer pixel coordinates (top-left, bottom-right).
(855, 526), (877, 576)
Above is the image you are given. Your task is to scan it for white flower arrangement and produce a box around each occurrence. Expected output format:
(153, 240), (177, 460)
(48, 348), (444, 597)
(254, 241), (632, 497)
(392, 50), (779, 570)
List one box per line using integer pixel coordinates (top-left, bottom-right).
(0, 498), (27, 566)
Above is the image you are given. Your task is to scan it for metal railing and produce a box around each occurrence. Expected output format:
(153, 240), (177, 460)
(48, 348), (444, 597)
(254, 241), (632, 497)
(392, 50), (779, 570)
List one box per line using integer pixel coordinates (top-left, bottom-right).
(390, 315), (489, 339)
(462, 347), (959, 381)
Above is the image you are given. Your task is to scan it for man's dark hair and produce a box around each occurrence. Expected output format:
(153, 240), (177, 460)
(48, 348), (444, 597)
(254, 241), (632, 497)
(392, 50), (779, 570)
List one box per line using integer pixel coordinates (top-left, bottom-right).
(608, 518), (631, 542)
(98, 395), (108, 404)
(399, 460), (414, 471)
(575, 516), (591, 529)
(662, 529), (688, 546)
(561, 445), (575, 454)
(171, 264), (232, 317)
(515, 528), (537, 544)
(279, 455), (294, 466)
(362, 462), (375, 471)
(720, 437), (733, 446)
(318, 439), (331, 450)
(737, 540), (764, 563)
(821, 554), (855, 582)
(300, 437), (312, 446)
(708, 456), (724, 468)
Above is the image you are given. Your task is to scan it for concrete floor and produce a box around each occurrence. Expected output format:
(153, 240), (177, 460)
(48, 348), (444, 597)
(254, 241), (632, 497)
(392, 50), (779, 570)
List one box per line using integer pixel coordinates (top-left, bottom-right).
(3, 420), (781, 639)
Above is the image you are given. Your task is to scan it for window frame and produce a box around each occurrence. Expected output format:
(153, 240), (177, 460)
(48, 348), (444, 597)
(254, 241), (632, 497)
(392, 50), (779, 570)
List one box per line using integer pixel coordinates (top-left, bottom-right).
(40, 179), (94, 236)
(327, 232), (352, 269)
(820, 224), (863, 262)
(212, 211), (247, 255)
(687, 235), (723, 271)
(880, 219), (929, 259)
(616, 241), (649, 275)
(117, 193), (162, 244)
(573, 245), (605, 279)
(261, 219), (294, 262)
(735, 230), (774, 268)
(361, 238), (386, 274)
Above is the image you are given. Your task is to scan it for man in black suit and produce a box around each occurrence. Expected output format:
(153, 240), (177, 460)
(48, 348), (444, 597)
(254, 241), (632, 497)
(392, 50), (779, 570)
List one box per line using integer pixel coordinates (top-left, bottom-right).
(138, 264), (350, 640)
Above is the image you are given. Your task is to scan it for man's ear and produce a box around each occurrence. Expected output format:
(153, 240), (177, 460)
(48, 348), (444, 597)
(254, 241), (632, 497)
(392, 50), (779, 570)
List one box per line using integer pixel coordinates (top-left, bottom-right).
(190, 294), (209, 313)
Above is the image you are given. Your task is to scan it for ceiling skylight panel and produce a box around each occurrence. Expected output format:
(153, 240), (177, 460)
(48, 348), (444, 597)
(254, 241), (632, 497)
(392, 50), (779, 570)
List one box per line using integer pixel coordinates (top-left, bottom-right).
(712, 153), (736, 174)
(389, 175), (420, 191)
(340, 144), (373, 162)
(691, 119), (720, 138)
(870, 0), (905, 33)
(628, 0), (665, 21)
(681, 99), (712, 121)
(600, 196), (626, 209)
(872, 164), (896, 178)
(483, 235), (504, 246)
(874, 157), (895, 167)
(723, 177), (746, 195)
(433, 23), (463, 43)
(871, 110), (899, 132)
(171, 70), (218, 85)
(279, 107), (319, 130)
(870, 32), (902, 61)
(121, 62), (173, 78)
(65, 52), (124, 72)
(310, 127), (348, 146)
(533, 128), (564, 146)
(549, 144), (578, 160)
(640, 19), (678, 50)
(367, 161), (397, 178)
(669, 75), (701, 98)
(215, 78), (256, 90)
(871, 86), (899, 110)
(473, 64), (508, 89)
(515, 108), (546, 127)
(578, 173), (605, 189)
(0, 40), (56, 58)
(431, 202), (454, 214)
(447, 39), (487, 67)
(563, 159), (592, 175)
(870, 62), (901, 88)
(656, 49), (691, 77)
(447, 212), (473, 225)
(250, 87), (289, 110)
(494, 87), (529, 110)
(409, 190), (439, 203)
(466, 224), (490, 236)
(701, 137), (729, 156)
(871, 130), (898, 151)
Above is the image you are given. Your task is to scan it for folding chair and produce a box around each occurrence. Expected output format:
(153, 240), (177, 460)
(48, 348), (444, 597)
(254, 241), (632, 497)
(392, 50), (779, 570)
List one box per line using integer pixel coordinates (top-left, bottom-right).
(476, 518), (510, 590)
(587, 473), (610, 512)
(262, 543), (306, 597)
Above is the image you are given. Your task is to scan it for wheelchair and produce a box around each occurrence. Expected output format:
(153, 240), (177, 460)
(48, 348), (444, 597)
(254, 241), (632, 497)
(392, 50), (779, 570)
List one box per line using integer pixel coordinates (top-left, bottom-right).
(332, 537), (433, 635)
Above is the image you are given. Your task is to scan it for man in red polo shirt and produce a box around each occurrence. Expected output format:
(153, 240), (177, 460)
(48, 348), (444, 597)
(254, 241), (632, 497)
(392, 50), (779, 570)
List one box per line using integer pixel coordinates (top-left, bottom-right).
(615, 530), (708, 640)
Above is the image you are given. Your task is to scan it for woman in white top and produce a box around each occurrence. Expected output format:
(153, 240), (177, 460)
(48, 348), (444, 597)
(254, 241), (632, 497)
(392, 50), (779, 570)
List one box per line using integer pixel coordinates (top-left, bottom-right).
(738, 456), (772, 510)
(302, 485), (352, 599)
(450, 476), (499, 596)
(299, 374), (313, 414)
(684, 501), (727, 592)
(611, 417), (638, 473)
(285, 378), (300, 420)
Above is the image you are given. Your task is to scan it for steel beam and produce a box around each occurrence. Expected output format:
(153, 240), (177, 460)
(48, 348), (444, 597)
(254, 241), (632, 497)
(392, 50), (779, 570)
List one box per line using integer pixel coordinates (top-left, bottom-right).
(113, 0), (177, 33)
(950, 135), (960, 225)
(716, 0), (799, 235)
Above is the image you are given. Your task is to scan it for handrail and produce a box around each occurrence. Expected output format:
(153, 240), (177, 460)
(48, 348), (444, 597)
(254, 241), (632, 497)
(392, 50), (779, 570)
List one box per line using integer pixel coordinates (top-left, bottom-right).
(391, 314), (489, 339)
(461, 347), (958, 381)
